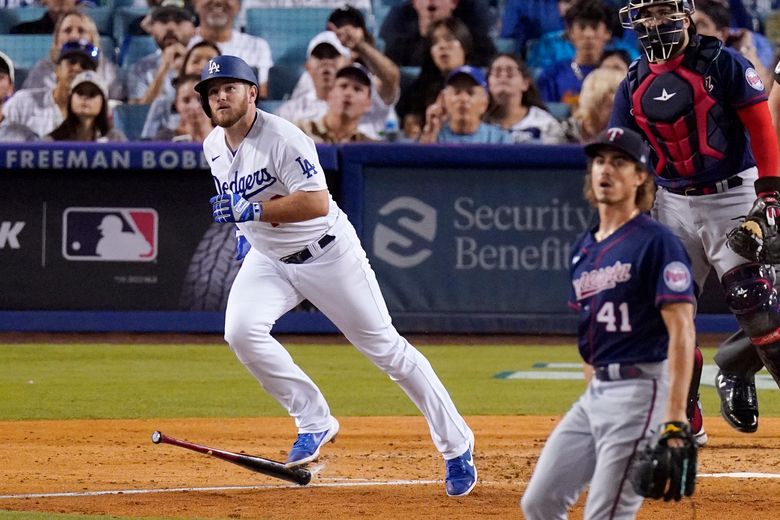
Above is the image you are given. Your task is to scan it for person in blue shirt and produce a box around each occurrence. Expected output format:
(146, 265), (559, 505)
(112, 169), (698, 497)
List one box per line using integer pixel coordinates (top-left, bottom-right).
(536, 0), (613, 107)
(521, 126), (696, 518)
(419, 65), (512, 144)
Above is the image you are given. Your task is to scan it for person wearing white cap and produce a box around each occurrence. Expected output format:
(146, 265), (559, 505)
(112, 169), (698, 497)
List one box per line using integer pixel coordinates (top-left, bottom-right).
(277, 31), (351, 123)
(46, 71), (126, 142)
(278, 27), (398, 139)
(0, 51), (39, 142)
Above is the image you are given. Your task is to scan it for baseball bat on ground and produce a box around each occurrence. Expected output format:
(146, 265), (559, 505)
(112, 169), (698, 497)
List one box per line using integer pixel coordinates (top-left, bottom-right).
(151, 430), (311, 485)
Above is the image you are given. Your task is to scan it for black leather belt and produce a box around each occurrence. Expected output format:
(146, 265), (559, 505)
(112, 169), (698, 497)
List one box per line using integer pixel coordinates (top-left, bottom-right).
(279, 234), (335, 264)
(594, 363), (644, 381)
(665, 175), (742, 196)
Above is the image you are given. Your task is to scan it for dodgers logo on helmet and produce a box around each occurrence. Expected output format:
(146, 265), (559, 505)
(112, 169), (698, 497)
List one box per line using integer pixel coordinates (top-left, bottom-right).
(63, 207), (158, 262)
(663, 261), (691, 292)
(208, 59), (220, 75)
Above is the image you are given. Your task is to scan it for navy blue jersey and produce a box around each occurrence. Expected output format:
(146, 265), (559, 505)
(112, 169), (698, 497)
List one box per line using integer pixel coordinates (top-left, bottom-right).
(569, 214), (695, 366)
(610, 35), (767, 190)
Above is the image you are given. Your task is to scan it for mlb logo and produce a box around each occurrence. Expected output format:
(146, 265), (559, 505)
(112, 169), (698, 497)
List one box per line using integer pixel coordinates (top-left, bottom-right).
(63, 207), (158, 262)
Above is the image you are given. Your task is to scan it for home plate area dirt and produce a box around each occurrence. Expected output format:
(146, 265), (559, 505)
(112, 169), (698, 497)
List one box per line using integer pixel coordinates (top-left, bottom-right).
(2, 416), (780, 519)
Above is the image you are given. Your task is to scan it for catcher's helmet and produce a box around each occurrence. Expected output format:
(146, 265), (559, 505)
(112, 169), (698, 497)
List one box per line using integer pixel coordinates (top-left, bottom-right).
(194, 55), (258, 117)
(619, 0), (695, 62)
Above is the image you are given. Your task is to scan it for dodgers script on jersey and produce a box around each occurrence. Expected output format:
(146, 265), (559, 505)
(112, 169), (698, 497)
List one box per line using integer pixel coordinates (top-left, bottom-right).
(569, 214), (695, 365)
(203, 109), (340, 257)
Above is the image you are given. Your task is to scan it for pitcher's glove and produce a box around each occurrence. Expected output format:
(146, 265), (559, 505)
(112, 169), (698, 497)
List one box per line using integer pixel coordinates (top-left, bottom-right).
(727, 177), (780, 264)
(630, 421), (697, 502)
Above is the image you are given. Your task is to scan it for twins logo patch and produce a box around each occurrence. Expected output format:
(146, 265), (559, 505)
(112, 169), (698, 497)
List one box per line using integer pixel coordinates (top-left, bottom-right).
(745, 67), (764, 91)
(663, 261), (691, 292)
(63, 207), (158, 262)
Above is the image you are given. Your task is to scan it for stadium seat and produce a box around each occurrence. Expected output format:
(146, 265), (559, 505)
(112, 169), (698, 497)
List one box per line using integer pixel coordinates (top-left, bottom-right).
(546, 101), (571, 121)
(268, 64), (304, 100)
(371, 0), (404, 38)
(112, 103), (150, 141)
(0, 34), (54, 69)
(245, 7), (334, 65)
(399, 65), (420, 93)
(113, 6), (149, 52)
(120, 35), (157, 67)
(493, 37), (516, 55)
(259, 99), (284, 114)
(13, 67), (28, 90)
(89, 6), (115, 36)
(0, 7), (46, 33)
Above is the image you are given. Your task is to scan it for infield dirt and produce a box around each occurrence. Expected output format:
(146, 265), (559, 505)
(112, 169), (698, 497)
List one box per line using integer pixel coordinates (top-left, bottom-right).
(2, 415), (780, 519)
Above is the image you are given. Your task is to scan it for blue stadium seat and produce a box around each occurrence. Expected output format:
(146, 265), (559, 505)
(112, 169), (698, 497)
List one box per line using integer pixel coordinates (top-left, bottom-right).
(89, 6), (115, 36)
(120, 35), (157, 67)
(112, 103), (150, 141)
(399, 65), (420, 93)
(268, 64), (304, 100)
(259, 99), (284, 114)
(371, 0), (404, 38)
(13, 67), (28, 90)
(493, 37), (516, 55)
(0, 35), (53, 69)
(546, 101), (571, 121)
(0, 7), (46, 33)
(113, 6), (149, 51)
(245, 7), (332, 65)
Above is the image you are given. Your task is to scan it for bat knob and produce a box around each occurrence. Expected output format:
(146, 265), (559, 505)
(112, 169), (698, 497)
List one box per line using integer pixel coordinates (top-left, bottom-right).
(151, 431), (163, 444)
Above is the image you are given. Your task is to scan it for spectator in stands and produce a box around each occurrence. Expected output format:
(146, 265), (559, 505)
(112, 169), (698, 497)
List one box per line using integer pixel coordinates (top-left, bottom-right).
(190, 0), (272, 98)
(379, 0), (496, 67)
(536, 0), (612, 107)
(278, 32), (350, 121)
(0, 52), (39, 142)
(10, 0), (77, 34)
(396, 17), (472, 141)
(47, 70), (126, 141)
(598, 48), (631, 74)
(327, 6), (400, 116)
(23, 9), (124, 100)
(500, 0), (568, 54)
(692, 0), (773, 89)
(295, 63), (375, 143)
(126, 0), (197, 105)
(278, 29), (392, 139)
(142, 40), (220, 139)
(561, 66), (623, 143)
(153, 73), (213, 141)
(4, 40), (99, 137)
(484, 54), (566, 144)
(418, 65), (511, 143)
(525, 0), (639, 71)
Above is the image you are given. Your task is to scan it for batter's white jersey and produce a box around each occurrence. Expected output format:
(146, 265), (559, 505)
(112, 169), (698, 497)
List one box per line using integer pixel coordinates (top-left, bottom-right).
(203, 108), (339, 258)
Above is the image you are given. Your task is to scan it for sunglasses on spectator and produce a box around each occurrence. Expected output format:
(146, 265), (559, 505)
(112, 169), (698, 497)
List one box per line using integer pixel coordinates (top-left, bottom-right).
(62, 55), (98, 70)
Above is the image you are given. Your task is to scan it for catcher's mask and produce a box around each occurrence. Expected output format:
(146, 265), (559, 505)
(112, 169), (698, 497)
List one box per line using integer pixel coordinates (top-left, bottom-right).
(620, 0), (695, 62)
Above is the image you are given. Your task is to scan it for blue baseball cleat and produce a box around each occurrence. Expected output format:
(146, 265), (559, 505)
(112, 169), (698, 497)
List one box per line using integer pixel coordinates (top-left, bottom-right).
(285, 417), (340, 467)
(445, 448), (477, 497)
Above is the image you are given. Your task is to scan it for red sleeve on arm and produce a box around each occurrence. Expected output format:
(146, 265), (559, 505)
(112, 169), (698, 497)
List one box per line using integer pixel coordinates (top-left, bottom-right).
(738, 100), (780, 179)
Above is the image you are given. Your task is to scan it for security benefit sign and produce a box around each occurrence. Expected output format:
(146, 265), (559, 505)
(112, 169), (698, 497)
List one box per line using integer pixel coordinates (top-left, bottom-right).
(363, 167), (594, 314)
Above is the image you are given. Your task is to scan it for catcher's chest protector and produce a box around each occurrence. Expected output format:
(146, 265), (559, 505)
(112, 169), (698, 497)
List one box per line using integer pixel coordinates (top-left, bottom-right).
(628, 36), (728, 179)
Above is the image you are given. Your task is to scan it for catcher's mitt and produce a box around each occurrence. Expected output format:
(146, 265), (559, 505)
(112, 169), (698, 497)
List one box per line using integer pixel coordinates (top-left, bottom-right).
(727, 178), (780, 264)
(630, 421), (697, 502)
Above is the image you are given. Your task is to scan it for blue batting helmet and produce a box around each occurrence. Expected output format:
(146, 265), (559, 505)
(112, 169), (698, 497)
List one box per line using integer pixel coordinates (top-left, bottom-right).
(195, 55), (258, 117)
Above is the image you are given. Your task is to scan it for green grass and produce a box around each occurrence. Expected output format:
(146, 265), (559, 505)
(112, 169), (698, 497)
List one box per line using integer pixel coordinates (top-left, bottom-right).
(0, 342), (777, 421)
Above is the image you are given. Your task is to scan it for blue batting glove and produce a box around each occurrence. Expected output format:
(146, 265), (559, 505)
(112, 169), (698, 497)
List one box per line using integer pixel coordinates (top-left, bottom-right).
(235, 230), (251, 261)
(209, 193), (263, 223)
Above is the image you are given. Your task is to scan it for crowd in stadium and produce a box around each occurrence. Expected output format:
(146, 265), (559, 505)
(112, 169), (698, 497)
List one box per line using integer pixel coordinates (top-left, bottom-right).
(0, 0), (776, 144)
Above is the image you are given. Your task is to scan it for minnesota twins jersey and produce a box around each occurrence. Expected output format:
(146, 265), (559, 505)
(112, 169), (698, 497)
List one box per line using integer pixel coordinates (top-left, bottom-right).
(569, 214), (695, 366)
(610, 35), (766, 190)
(203, 108), (340, 257)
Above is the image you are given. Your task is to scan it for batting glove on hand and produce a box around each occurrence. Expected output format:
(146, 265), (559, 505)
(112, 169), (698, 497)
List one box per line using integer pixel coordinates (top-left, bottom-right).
(210, 193), (263, 224)
(235, 228), (251, 261)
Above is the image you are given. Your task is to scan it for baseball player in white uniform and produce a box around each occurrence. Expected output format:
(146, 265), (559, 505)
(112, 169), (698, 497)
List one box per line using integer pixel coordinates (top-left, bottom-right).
(194, 55), (476, 497)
